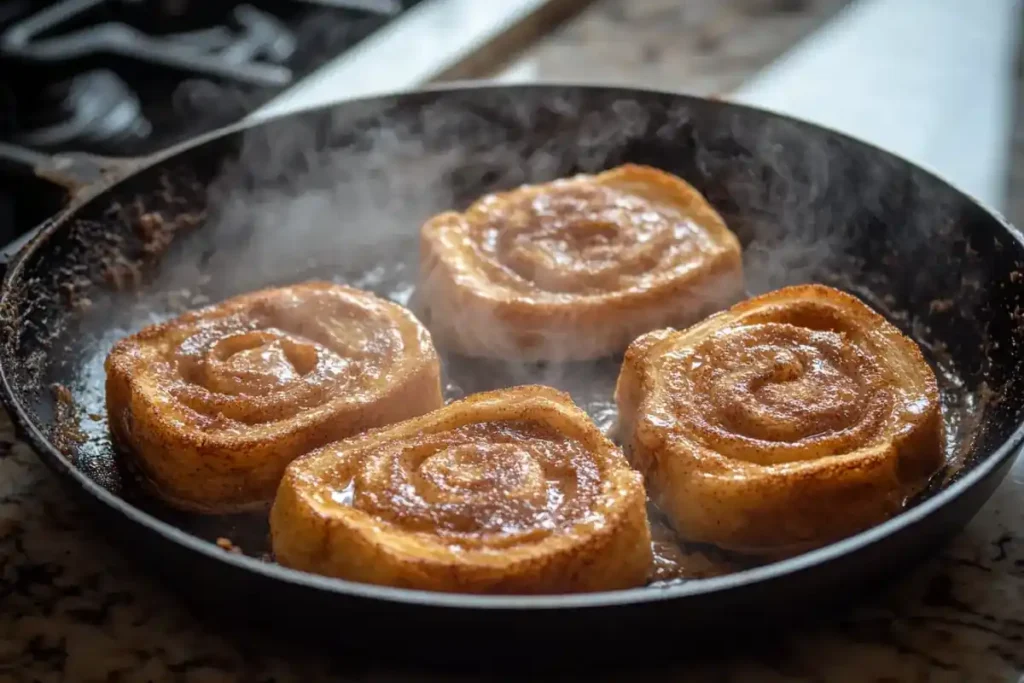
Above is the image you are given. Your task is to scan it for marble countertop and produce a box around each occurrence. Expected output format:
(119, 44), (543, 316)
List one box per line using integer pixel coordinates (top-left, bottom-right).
(3, 1), (1024, 681)
(483, 0), (853, 96)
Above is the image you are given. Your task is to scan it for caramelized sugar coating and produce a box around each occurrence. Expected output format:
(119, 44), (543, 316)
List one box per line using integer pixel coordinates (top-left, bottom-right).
(270, 386), (652, 594)
(616, 284), (944, 556)
(419, 164), (743, 361)
(105, 282), (443, 513)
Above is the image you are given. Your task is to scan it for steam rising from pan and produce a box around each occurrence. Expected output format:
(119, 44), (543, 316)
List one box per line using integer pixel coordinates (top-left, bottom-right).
(149, 88), (972, 361)
(160, 89), (965, 303)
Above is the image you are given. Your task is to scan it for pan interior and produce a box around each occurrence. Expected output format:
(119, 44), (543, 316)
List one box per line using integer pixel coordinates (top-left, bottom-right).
(3, 86), (1023, 587)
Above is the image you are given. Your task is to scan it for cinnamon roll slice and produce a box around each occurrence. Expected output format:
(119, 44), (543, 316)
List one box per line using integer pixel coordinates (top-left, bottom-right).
(105, 282), (443, 513)
(616, 284), (944, 556)
(270, 386), (652, 594)
(419, 164), (743, 361)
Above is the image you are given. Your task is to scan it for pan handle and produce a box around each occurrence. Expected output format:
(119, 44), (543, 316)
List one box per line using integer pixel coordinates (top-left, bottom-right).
(0, 142), (145, 277)
(0, 142), (141, 198)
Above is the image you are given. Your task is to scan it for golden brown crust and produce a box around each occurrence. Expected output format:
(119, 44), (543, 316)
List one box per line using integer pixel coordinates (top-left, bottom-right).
(616, 284), (945, 556)
(419, 164), (744, 361)
(105, 281), (443, 513)
(270, 385), (652, 594)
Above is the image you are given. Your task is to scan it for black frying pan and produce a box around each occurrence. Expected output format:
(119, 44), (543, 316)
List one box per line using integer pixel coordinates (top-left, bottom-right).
(0, 84), (1021, 658)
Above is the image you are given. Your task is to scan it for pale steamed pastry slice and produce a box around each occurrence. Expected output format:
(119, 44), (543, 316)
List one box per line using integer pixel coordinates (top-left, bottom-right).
(419, 163), (744, 361)
(616, 284), (944, 556)
(105, 281), (443, 513)
(270, 385), (653, 594)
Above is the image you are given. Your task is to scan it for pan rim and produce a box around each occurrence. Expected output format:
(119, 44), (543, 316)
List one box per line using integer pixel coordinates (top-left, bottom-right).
(2, 82), (1023, 611)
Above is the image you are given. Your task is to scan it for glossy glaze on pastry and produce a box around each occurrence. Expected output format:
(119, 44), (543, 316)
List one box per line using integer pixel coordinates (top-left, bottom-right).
(419, 164), (744, 361)
(616, 284), (945, 556)
(270, 385), (652, 594)
(105, 281), (443, 513)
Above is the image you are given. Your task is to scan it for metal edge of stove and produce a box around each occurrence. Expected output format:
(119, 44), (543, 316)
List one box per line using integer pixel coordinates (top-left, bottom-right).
(246, 0), (564, 123)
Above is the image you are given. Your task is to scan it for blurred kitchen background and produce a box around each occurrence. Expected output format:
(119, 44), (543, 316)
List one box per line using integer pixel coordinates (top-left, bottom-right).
(1, 0), (1021, 242)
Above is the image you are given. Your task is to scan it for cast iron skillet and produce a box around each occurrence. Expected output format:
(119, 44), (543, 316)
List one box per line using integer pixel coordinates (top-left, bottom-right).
(0, 84), (1022, 656)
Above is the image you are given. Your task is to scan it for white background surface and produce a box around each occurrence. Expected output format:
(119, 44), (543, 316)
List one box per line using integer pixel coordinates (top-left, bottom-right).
(733, 0), (1022, 211)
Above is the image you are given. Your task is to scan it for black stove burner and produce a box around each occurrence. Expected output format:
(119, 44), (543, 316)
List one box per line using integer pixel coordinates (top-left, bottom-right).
(15, 69), (151, 149)
(0, 0), (423, 156)
(3, 0), (298, 86)
(0, 0), (424, 248)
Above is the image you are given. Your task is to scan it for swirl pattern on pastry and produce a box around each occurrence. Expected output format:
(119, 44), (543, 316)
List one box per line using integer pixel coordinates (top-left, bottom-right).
(615, 284), (944, 556)
(419, 164), (744, 360)
(270, 386), (652, 594)
(105, 281), (443, 513)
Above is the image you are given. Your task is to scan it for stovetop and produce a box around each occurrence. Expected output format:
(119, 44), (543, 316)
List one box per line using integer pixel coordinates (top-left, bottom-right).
(0, 0), (430, 246)
(0, 0), (424, 158)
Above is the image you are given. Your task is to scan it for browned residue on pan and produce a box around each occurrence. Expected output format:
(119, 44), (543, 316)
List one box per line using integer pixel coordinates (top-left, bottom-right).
(51, 383), (87, 456)
(59, 277), (94, 313)
(216, 537), (243, 554)
(648, 512), (743, 583)
(940, 381), (997, 486)
(100, 203), (205, 292)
